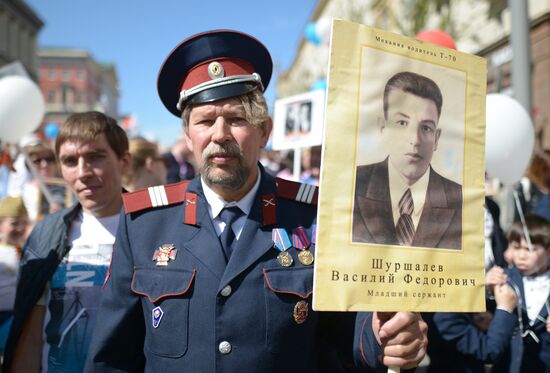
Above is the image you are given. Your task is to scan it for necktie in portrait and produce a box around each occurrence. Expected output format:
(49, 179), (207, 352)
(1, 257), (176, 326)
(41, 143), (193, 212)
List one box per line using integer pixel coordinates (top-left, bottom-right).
(396, 188), (415, 245)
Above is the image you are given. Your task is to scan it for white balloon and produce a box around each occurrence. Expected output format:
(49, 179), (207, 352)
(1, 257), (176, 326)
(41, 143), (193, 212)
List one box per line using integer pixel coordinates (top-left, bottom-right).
(0, 76), (45, 143)
(485, 93), (534, 185)
(315, 17), (332, 45)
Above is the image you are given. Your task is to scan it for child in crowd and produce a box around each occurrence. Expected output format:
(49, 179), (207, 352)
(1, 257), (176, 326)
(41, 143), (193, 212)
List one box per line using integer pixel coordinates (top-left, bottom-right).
(432, 274), (518, 372)
(0, 197), (28, 356)
(499, 214), (550, 372)
(432, 214), (550, 372)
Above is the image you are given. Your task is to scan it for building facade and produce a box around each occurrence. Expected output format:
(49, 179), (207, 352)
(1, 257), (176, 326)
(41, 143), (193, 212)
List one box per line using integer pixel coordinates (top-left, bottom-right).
(37, 48), (120, 126)
(0, 0), (43, 80)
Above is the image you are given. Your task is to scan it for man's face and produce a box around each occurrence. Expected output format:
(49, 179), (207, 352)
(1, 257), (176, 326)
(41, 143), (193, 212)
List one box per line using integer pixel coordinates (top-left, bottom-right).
(382, 89), (441, 185)
(185, 98), (271, 195)
(58, 134), (130, 217)
(510, 238), (550, 276)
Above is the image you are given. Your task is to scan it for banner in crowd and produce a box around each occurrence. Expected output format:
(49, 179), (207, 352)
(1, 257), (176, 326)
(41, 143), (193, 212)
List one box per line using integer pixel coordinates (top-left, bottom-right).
(272, 89), (325, 150)
(313, 20), (487, 312)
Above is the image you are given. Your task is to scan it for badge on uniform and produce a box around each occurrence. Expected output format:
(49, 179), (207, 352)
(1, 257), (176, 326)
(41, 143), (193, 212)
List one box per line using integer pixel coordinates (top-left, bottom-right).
(152, 306), (164, 328)
(293, 300), (309, 324)
(152, 244), (177, 266)
(272, 228), (293, 267)
(293, 226), (314, 266)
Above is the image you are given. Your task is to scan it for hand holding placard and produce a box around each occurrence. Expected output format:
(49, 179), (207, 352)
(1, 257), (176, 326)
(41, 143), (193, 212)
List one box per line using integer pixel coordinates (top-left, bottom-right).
(373, 312), (428, 369)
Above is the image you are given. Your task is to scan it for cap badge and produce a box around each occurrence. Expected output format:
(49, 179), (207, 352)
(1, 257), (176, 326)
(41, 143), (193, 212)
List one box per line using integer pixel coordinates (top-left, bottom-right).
(152, 244), (178, 266)
(208, 61), (225, 80)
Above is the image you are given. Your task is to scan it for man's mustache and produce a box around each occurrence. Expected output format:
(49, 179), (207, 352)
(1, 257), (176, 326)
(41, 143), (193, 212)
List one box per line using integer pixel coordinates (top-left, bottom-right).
(202, 142), (242, 162)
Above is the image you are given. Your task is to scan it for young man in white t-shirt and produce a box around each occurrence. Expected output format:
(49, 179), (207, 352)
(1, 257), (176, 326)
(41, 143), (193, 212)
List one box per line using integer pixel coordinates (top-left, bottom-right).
(3, 111), (130, 373)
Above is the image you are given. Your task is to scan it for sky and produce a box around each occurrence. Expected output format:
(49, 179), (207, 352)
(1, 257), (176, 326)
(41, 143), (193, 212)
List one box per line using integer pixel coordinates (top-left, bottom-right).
(25, 0), (318, 146)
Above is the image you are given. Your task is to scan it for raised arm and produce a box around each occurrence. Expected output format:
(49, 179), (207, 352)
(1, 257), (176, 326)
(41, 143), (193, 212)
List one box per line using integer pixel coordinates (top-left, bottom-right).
(433, 284), (518, 364)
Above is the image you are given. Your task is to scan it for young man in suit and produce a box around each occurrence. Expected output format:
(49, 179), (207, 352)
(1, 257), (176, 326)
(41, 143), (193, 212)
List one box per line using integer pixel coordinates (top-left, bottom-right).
(353, 71), (462, 250)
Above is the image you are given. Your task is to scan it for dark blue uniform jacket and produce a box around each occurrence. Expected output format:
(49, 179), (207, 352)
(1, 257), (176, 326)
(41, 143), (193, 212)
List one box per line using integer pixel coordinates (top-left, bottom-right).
(86, 167), (382, 372)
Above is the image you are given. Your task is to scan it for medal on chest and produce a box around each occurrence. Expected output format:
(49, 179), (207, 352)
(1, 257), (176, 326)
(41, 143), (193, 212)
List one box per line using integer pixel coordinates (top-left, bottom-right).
(272, 228), (293, 267)
(152, 244), (178, 266)
(293, 226), (314, 266)
(293, 300), (309, 324)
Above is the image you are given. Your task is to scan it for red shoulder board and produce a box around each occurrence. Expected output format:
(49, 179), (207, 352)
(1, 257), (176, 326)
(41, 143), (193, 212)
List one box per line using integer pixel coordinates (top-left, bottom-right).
(276, 178), (318, 205)
(122, 181), (190, 214)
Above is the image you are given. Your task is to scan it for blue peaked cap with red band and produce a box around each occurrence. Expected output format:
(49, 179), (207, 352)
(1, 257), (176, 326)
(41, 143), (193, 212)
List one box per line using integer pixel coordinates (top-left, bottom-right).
(157, 30), (273, 118)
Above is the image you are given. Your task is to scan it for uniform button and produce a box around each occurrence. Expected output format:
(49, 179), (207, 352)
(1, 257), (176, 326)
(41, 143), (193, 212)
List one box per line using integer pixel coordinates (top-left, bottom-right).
(219, 341), (232, 354)
(220, 285), (232, 297)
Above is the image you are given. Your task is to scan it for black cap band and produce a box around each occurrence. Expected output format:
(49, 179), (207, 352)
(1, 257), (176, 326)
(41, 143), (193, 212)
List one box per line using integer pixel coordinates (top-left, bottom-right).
(186, 83), (258, 106)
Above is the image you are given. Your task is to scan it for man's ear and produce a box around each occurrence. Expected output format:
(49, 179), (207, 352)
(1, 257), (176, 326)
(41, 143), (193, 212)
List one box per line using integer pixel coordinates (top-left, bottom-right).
(260, 117), (273, 148)
(434, 128), (442, 151)
(119, 151), (132, 175)
(184, 129), (194, 153)
(377, 116), (386, 134)
(144, 156), (155, 172)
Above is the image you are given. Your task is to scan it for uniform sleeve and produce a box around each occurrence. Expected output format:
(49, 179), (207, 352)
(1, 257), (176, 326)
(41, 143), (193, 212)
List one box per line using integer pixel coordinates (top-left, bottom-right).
(433, 310), (517, 363)
(353, 312), (384, 369)
(85, 211), (145, 372)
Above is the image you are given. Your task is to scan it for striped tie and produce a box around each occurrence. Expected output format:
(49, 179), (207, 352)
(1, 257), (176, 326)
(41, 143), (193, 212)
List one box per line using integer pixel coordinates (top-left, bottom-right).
(396, 188), (415, 245)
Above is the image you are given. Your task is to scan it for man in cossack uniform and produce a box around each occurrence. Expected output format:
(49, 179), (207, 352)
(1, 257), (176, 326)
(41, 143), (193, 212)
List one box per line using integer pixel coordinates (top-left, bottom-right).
(86, 30), (428, 372)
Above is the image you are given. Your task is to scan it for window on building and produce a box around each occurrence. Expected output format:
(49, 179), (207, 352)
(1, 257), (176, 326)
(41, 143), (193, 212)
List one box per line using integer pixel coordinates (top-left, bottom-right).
(75, 91), (85, 103)
(48, 68), (56, 80)
(76, 69), (85, 80)
(62, 69), (70, 81)
(47, 90), (56, 103)
(62, 85), (74, 108)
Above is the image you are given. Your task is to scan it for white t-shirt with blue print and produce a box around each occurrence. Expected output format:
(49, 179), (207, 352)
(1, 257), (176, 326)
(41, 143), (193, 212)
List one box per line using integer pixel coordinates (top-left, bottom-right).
(41, 211), (118, 373)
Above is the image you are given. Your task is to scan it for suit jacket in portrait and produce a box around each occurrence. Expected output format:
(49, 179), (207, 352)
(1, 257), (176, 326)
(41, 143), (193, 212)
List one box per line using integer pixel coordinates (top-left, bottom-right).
(352, 158), (462, 250)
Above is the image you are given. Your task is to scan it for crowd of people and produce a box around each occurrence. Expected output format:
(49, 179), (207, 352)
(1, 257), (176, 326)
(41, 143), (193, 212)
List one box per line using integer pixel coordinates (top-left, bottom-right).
(0, 28), (547, 373)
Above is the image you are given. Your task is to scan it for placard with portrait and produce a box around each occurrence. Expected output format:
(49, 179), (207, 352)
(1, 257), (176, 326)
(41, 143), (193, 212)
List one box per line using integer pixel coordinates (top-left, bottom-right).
(313, 20), (486, 312)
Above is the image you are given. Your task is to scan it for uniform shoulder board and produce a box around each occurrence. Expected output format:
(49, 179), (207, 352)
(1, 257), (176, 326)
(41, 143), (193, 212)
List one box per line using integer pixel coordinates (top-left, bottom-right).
(122, 181), (191, 214)
(276, 178), (318, 205)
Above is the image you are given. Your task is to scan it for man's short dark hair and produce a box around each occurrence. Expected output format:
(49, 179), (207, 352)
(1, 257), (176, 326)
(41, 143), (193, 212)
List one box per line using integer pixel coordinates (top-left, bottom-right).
(55, 111), (129, 158)
(383, 71), (443, 120)
(507, 214), (550, 249)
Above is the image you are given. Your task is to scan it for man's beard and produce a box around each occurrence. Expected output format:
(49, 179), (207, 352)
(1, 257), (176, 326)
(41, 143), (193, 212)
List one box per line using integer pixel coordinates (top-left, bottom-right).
(200, 142), (250, 190)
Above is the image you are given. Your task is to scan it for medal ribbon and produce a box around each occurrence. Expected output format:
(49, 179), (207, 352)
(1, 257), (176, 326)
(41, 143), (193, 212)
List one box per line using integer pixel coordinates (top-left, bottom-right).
(272, 228), (291, 252)
(292, 226), (310, 250)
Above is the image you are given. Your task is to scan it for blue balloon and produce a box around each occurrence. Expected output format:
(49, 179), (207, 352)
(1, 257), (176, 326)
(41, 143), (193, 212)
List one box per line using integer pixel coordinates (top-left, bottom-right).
(304, 23), (321, 46)
(310, 79), (327, 91)
(44, 122), (59, 140)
